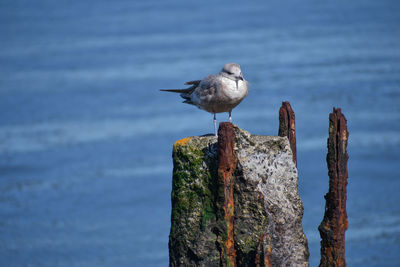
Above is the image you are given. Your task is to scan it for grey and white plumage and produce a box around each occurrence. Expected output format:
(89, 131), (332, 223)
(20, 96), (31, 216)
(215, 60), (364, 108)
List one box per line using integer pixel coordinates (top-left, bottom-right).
(161, 63), (249, 136)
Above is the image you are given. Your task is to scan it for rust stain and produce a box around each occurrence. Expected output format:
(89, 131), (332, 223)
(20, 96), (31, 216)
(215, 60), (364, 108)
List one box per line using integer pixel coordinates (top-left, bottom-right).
(224, 176), (235, 266)
(173, 137), (192, 148)
(278, 101), (297, 166)
(217, 122), (237, 267)
(319, 107), (349, 267)
(255, 234), (272, 267)
(264, 234), (272, 267)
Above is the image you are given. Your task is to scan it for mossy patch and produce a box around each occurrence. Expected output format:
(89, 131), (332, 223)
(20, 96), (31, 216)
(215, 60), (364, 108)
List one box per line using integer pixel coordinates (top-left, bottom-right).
(170, 137), (218, 253)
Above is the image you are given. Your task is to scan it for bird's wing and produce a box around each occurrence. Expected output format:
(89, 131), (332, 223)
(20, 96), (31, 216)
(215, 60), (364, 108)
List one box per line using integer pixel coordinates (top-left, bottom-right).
(195, 75), (218, 101)
(185, 80), (201, 86)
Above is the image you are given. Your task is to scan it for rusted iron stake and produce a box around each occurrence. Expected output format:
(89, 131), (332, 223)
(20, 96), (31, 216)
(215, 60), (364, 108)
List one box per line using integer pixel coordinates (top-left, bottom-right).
(319, 108), (349, 267)
(278, 101), (297, 166)
(217, 122), (237, 267)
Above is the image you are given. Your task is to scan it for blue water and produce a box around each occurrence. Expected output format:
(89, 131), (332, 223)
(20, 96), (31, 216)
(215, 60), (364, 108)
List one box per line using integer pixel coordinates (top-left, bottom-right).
(1, 0), (399, 266)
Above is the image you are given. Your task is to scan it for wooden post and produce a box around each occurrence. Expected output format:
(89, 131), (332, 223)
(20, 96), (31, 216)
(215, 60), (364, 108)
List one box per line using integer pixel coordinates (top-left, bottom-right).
(319, 108), (349, 267)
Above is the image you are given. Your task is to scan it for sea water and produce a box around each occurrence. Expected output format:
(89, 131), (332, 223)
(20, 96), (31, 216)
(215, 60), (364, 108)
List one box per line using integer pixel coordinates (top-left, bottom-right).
(0, 0), (399, 266)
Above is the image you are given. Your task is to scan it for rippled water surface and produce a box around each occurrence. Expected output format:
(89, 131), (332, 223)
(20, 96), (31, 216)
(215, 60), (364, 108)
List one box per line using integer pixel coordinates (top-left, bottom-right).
(1, 0), (399, 266)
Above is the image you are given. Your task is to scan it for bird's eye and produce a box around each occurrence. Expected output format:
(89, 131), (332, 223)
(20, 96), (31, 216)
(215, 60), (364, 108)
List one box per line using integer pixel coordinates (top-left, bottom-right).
(226, 71), (233, 75)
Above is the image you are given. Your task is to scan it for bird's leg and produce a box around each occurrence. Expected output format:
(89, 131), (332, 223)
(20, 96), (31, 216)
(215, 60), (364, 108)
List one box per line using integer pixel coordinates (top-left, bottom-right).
(214, 113), (217, 137)
(229, 110), (232, 123)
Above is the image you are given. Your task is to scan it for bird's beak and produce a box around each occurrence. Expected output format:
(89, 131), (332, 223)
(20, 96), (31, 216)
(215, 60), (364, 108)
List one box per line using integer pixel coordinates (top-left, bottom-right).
(238, 75), (244, 81)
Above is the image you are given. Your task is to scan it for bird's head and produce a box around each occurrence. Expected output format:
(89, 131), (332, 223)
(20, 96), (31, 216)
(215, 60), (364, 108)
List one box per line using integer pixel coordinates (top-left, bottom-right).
(221, 63), (244, 81)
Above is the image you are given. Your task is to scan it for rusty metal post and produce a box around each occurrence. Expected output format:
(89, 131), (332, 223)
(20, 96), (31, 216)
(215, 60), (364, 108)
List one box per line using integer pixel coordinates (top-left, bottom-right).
(217, 122), (237, 267)
(278, 101), (297, 166)
(318, 108), (349, 267)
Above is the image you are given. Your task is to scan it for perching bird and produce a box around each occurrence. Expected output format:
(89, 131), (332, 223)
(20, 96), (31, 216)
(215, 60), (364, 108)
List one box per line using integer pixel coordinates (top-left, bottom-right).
(161, 63), (249, 136)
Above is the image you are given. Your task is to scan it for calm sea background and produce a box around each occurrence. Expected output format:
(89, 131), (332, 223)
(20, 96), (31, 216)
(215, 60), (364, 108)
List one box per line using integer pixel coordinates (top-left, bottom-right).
(1, 0), (399, 266)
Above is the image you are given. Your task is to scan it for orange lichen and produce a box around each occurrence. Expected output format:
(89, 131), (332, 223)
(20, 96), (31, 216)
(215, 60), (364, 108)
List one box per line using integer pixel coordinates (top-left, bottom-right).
(173, 137), (192, 148)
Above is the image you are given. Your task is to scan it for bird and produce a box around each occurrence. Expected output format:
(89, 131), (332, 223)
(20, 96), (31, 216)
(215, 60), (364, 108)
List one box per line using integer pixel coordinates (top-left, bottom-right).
(160, 63), (249, 137)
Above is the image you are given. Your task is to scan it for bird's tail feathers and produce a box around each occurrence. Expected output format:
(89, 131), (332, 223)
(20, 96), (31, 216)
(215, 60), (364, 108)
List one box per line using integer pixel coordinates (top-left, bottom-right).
(160, 88), (195, 105)
(160, 80), (200, 94)
(160, 88), (193, 93)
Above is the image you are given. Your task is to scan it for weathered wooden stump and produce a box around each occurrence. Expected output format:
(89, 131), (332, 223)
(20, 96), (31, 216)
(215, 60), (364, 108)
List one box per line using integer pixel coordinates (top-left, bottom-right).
(319, 108), (349, 267)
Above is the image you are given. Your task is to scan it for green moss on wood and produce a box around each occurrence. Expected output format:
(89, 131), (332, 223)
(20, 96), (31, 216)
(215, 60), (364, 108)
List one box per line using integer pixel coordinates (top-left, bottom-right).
(169, 137), (219, 265)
